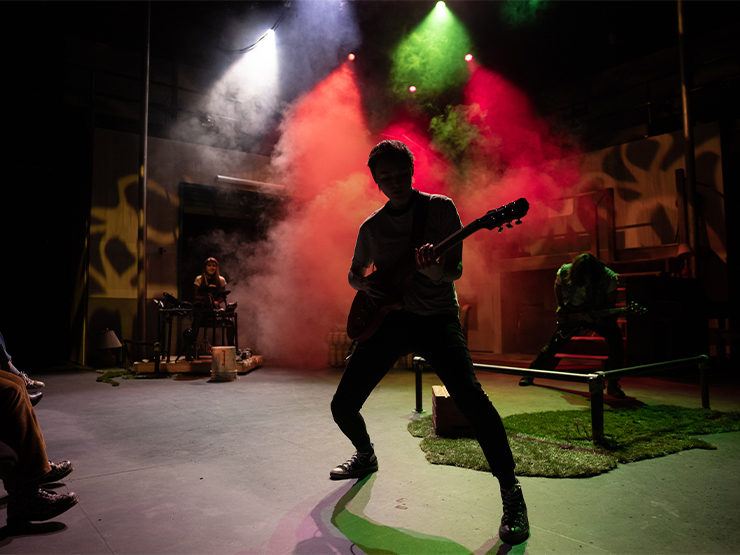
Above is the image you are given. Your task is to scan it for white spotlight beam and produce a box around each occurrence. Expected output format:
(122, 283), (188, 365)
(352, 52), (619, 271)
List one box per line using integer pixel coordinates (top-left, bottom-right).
(215, 175), (287, 196)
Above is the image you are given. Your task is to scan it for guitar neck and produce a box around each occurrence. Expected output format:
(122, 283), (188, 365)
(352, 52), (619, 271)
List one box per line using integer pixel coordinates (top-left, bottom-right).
(597, 307), (625, 318)
(431, 198), (528, 258)
(432, 221), (482, 259)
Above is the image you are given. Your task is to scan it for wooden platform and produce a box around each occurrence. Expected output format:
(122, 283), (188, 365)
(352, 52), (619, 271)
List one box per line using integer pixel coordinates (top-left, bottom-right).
(133, 355), (264, 375)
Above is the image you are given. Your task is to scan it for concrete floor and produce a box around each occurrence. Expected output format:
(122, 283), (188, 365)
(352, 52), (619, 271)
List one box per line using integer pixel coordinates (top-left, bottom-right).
(1, 360), (739, 554)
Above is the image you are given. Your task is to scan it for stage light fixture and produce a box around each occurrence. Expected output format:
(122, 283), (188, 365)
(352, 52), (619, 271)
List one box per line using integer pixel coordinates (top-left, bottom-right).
(436, 1), (445, 7)
(465, 54), (473, 62)
(200, 113), (214, 128)
(207, 18), (280, 133)
(348, 53), (355, 61)
(258, 28), (275, 43)
(409, 85), (417, 93)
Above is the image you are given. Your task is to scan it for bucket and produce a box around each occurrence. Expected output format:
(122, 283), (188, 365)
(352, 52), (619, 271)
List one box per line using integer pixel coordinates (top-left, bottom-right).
(211, 346), (238, 382)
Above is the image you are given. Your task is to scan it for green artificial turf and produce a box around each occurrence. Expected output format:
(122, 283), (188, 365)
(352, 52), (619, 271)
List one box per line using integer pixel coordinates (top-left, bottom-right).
(95, 369), (136, 386)
(408, 405), (740, 478)
(95, 368), (167, 386)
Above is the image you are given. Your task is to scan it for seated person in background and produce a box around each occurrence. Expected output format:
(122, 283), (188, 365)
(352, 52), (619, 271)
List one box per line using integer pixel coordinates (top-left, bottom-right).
(521, 253), (626, 399)
(193, 257), (227, 306)
(1, 331), (44, 390)
(0, 372), (78, 526)
(190, 257), (234, 356)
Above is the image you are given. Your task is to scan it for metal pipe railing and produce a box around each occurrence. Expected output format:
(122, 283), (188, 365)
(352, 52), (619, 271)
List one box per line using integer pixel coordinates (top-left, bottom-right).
(413, 355), (709, 443)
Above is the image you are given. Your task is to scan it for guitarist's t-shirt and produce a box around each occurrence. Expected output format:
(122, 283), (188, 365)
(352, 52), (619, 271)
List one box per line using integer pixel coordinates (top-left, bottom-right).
(352, 190), (462, 317)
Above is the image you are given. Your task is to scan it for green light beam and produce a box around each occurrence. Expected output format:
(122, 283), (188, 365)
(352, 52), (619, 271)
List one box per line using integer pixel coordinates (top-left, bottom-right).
(390, 3), (472, 103)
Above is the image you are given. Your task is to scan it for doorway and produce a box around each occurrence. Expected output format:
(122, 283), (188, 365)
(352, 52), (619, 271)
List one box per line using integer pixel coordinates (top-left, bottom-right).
(178, 182), (283, 302)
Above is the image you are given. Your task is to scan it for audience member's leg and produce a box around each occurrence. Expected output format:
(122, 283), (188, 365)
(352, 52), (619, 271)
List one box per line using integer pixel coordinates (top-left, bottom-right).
(0, 373), (78, 525)
(0, 373), (49, 489)
(0, 440), (18, 475)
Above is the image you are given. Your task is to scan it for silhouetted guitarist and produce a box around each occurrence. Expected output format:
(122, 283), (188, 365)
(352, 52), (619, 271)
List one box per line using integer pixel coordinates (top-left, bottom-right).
(521, 253), (627, 398)
(329, 139), (529, 546)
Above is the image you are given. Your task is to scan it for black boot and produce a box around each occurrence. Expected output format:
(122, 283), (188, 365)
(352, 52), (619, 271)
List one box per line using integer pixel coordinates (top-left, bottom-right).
(606, 380), (626, 398)
(499, 480), (529, 545)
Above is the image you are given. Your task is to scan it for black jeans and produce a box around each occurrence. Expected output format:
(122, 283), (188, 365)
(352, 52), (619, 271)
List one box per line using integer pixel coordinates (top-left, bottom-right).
(529, 318), (625, 371)
(331, 309), (515, 477)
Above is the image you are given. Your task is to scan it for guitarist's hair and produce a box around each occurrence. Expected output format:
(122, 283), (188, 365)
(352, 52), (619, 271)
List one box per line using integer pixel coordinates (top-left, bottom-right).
(567, 253), (606, 287)
(367, 140), (415, 176)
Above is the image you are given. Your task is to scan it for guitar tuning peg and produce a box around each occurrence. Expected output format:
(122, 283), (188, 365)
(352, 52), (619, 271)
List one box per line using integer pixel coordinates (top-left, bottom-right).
(515, 219), (522, 225)
(506, 223), (513, 229)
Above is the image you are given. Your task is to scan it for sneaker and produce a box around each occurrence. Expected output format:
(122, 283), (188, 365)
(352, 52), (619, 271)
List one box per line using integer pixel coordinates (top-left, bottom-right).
(329, 450), (378, 480)
(19, 371), (44, 390)
(499, 481), (529, 545)
(32, 460), (74, 486)
(7, 487), (79, 525)
(606, 381), (626, 399)
(519, 376), (534, 387)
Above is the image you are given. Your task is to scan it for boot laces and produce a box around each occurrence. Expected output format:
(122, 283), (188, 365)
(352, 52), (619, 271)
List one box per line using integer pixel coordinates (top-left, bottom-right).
(502, 485), (527, 527)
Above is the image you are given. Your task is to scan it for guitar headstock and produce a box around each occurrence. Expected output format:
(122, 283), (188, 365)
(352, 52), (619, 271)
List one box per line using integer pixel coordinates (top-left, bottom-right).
(478, 198), (530, 232)
(625, 301), (647, 316)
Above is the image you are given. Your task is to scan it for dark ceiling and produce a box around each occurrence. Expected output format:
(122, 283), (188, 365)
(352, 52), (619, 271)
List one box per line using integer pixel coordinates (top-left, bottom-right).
(4, 0), (738, 156)
(17, 1), (735, 102)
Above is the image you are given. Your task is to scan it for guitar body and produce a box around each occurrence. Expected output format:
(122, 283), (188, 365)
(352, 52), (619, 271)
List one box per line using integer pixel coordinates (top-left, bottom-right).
(347, 290), (404, 342)
(346, 198), (530, 342)
(347, 266), (414, 342)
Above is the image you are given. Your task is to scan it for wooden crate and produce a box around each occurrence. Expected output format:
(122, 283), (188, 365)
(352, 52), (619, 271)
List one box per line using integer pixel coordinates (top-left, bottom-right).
(327, 326), (353, 367)
(432, 385), (474, 438)
(326, 324), (415, 369)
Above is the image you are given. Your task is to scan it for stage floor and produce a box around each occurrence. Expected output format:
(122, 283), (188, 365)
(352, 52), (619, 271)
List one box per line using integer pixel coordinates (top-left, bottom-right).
(2, 362), (739, 554)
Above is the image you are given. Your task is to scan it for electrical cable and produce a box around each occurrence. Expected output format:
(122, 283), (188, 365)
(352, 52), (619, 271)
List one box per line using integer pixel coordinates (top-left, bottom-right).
(217, 9), (286, 54)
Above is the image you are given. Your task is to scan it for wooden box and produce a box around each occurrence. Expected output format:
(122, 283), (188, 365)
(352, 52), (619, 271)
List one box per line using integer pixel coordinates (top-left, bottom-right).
(432, 385), (474, 438)
(326, 323), (414, 369)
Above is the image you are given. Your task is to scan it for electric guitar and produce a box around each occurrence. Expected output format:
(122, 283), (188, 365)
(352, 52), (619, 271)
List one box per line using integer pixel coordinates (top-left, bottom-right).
(347, 198), (530, 342)
(558, 301), (647, 324)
